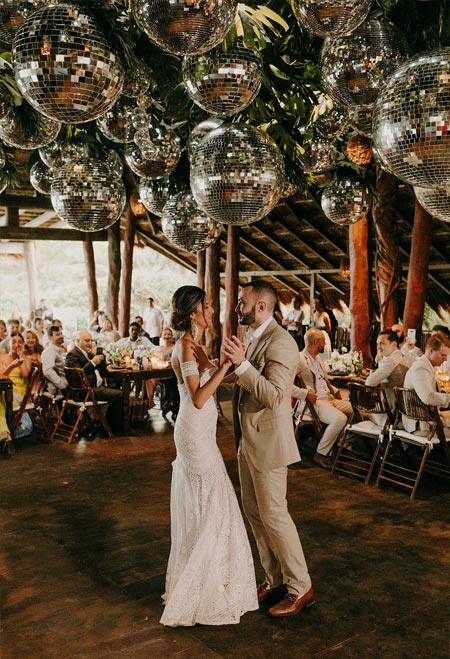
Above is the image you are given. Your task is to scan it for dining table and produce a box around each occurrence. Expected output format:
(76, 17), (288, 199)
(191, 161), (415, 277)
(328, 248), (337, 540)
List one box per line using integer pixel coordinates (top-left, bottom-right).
(107, 365), (176, 434)
(0, 375), (14, 434)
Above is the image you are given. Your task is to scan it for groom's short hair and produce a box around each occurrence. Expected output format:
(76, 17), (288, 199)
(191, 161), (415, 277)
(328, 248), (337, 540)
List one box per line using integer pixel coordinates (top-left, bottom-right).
(242, 280), (277, 313)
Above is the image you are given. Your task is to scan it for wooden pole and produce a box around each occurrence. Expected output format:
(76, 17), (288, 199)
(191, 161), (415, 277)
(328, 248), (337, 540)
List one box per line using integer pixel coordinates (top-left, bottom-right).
(205, 238), (221, 357)
(119, 205), (136, 337)
(197, 250), (206, 289)
(106, 221), (121, 329)
(223, 226), (239, 339)
(82, 236), (98, 319)
(24, 241), (39, 315)
(349, 217), (373, 367)
(403, 201), (433, 341)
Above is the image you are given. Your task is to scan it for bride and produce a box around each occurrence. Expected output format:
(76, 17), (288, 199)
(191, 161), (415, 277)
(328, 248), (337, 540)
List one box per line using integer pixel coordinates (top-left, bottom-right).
(160, 286), (258, 627)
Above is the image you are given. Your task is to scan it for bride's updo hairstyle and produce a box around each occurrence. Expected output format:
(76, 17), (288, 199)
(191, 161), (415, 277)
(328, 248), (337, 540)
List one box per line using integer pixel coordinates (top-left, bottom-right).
(171, 286), (206, 332)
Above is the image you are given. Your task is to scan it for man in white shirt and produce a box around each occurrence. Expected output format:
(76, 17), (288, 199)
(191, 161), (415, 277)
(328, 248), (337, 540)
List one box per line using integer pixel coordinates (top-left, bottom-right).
(41, 325), (68, 395)
(143, 297), (164, 345)
(114, 322), (153, 350)
(294, 328), (353, 468)
(366, 330), (409, 410)
(391, 323), (422, 365)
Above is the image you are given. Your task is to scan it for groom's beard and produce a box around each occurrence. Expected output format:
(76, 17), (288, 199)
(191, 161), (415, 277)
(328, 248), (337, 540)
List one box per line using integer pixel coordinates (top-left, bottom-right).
(239, 305), (256, 326)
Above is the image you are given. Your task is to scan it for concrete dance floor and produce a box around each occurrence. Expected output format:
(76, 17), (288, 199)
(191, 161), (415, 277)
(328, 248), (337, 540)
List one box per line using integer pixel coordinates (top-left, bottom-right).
(1, 402), (449, 658)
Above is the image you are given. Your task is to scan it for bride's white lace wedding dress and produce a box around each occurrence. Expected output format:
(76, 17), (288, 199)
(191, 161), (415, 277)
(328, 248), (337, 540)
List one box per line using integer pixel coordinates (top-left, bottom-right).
(160, 362), (258, 627)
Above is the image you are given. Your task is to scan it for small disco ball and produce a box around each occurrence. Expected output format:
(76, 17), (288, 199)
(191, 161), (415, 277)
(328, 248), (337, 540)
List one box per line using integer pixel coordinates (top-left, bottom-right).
(372, 48), (450, 188)
(125, 123), (181, 179)
(315, 107), (349, 139)
(0, 144), (5, 170)
(414, 186), (450, 223)
(30, 159), (52, 195)
(282, 179), (298, 198)
(321, 177), (371, 225)
(138, 177), (175, 216)
(190, 123), (285, 226)
(132, 0), (236, 56)
(0, 91), (13, 123)
(12, 3), (125, 124)
(347, 106), (373, 138)
(0, 0), (47, 44)
(106, 149), (123, 177)
(188, 118), (223, 160)
(161, 191), (222, 252)
(320, 19), (408, 109)
(292, 0), (371, 38)
(0, 108), (60, 149)
(301, 139), (337, 172)
(51, 155), (126, 231)
(97, 104), (133, 143)
(182, 46), (263, 117)
(121, 61), (156, 98)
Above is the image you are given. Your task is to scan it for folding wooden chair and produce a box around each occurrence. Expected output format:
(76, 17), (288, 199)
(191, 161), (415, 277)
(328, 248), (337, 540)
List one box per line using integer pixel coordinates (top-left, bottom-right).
(376, 387), (450, 499)
(332, 383), (393, 485)
(51, 367), (113, 443)
(12, 365), (51, 441)
(293, 375), (325, 452)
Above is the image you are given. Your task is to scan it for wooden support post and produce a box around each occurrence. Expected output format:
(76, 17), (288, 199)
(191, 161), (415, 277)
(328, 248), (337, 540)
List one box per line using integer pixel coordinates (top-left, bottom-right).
(24, 241), (39, 315)
(403, 201), (433, 340)
(119, 206), (136, 337)
(106, 221), (121, 329)
(205, 239), (221, 357)
(82, 236), (98, 319)
(309, 272), (316, 326)
(223, 226), (239, 339)
(197, 249), (206, 289)
(349, 217), (373, 367)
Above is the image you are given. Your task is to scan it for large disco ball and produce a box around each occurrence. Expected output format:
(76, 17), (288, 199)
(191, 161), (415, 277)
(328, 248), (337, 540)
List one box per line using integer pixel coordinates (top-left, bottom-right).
(321, 177), (371, 225)
(12, 3), (125, 124)
(320, 19), (408, 109)
(125, 123), (181, 178)
(373, 48), (450, 188)
(51, 156), (126, 231)
(414, 186), (450, 223)
(97, 104), (133, 143)
(161, 191), (222, 252)
(138, 177), (175, 216)
(301, 139), (337, 172)
(188, 118), (223, 160)
(0, 0), (46, 44)
(190, 123), (285, 225)
(182, 46), (263, 117)
(292, 0), (371, 38)
(30, 159), (52, 194)
(132, 0), (236, 56)
(0, 108), (60, 149)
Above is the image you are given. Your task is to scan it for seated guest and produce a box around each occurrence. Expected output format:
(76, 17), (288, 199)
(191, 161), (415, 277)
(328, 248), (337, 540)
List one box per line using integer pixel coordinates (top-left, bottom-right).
(98, 317), (120, 345)
(0, 319), (7, 343)
(66, 331), (123, 435)
(41, 325), (68, 395)
(23, 330), (44, 365)
(391, 323), (422, 365)
(33, 317), (48, 347)
(0, 318), (21, 353)
(145, 327), (176, 410)
(366, 330), (409, 410)
(114, 322), (152, 350)
(432, 325), (450, 373)
(293, 328), (353, 468)
(403, 332), (450, 437)
(0, 334), (33, 408)
(134, 315), (151, 341)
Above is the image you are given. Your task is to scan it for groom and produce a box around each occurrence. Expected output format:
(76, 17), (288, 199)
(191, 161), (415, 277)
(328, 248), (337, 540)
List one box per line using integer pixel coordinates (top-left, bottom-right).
(222, 280), (314, 617)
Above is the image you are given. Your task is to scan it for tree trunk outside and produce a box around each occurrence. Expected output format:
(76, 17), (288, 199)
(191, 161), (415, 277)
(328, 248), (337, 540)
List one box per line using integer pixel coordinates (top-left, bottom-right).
(223, 226), (239, 339)
(82, 237), (98, 319)
(205, 239), (221, 357)
(106, 221), (121, 329)
(119, 206), (136, 337)
(349, 217), (373, 367)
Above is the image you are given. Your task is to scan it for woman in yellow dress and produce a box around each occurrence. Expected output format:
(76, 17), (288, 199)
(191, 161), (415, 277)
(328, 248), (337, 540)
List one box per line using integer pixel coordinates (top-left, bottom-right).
(0, 334), (33, 454)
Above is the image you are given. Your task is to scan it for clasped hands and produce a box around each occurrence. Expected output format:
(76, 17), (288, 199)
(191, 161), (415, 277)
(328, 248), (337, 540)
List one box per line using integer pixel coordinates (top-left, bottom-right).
(221, 335), (246, 368)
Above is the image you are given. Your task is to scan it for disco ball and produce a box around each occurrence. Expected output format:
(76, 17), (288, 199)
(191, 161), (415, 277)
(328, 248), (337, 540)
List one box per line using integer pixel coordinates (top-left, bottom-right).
(51, 156), (126, 231)
(414, 186), (450, 223)
(315, 107), (349, 139)
(106, 149), (123, 177)
(347, 106), (373, 138)
(161, 191), (222, 252)
(0, 0), (47, 44)
(320, 19), (408, 109)
(121, 61), (156, 98)
(182, 46), (263, 117)
(0, 91), (13, 122)
(125, 123), (181, 179)
(301, 139), (337, 172)
(132, 0), (236, 56)
(282, 179), (298, 198)
(12, 3), (125, 124)
(188, 118), (223, 160)
(321, 177), (371, 225)
(30, 159), (52, 195)
(190, 123), (285, 225)
(292, 0), (371, 38)
(138, 177), (175, 216)
(97, 104), (133, 143)
(0, 144), (5, 170)
(0, 108), (60, 149)
(372, 48), (450, 188)
(39, 141), (65, 169)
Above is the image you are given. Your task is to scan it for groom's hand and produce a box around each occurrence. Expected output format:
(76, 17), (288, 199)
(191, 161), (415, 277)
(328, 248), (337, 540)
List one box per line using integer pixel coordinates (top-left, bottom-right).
(222, 335), (246, 367)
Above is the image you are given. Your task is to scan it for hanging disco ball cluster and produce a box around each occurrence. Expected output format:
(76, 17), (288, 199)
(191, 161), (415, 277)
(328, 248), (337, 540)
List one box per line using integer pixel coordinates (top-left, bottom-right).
(0, 0), (47, 44)
(161, 191), (222, 253)
(292, 0), (371, 38)
(321, 177), (371, 225)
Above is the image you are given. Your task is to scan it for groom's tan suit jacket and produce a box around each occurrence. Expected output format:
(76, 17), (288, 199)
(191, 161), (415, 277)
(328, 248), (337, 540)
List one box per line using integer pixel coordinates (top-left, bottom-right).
(232, 319), (300, 471)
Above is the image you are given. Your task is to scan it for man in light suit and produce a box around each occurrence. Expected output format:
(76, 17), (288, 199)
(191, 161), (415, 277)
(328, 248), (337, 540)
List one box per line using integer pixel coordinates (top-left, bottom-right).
(222, 280), (314, 618)
(403, 332), (450, 437)
(294, 329), (353, 468)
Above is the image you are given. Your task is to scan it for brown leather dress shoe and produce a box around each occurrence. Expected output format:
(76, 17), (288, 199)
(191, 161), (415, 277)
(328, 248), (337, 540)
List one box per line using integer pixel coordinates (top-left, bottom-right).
(268, 587), (315, 617)
(313, 452), (334, 469)
(257, 581), (287, 603)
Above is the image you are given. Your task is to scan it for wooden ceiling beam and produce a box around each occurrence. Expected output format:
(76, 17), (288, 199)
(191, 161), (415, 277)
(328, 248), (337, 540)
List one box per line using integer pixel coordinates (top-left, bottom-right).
(138, 232), (196, 272)
(0, 227), (107, 241)
(0, 194), (54, 210)
(238, 244), (301, 295)
(270, 212), (335, 267)
(286, 199), (347, 256)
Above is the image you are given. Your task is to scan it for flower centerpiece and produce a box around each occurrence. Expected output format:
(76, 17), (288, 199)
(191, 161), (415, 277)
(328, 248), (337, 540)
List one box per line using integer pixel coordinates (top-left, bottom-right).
(325, 348), (363, 376)
(104, 343), (133, 367)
